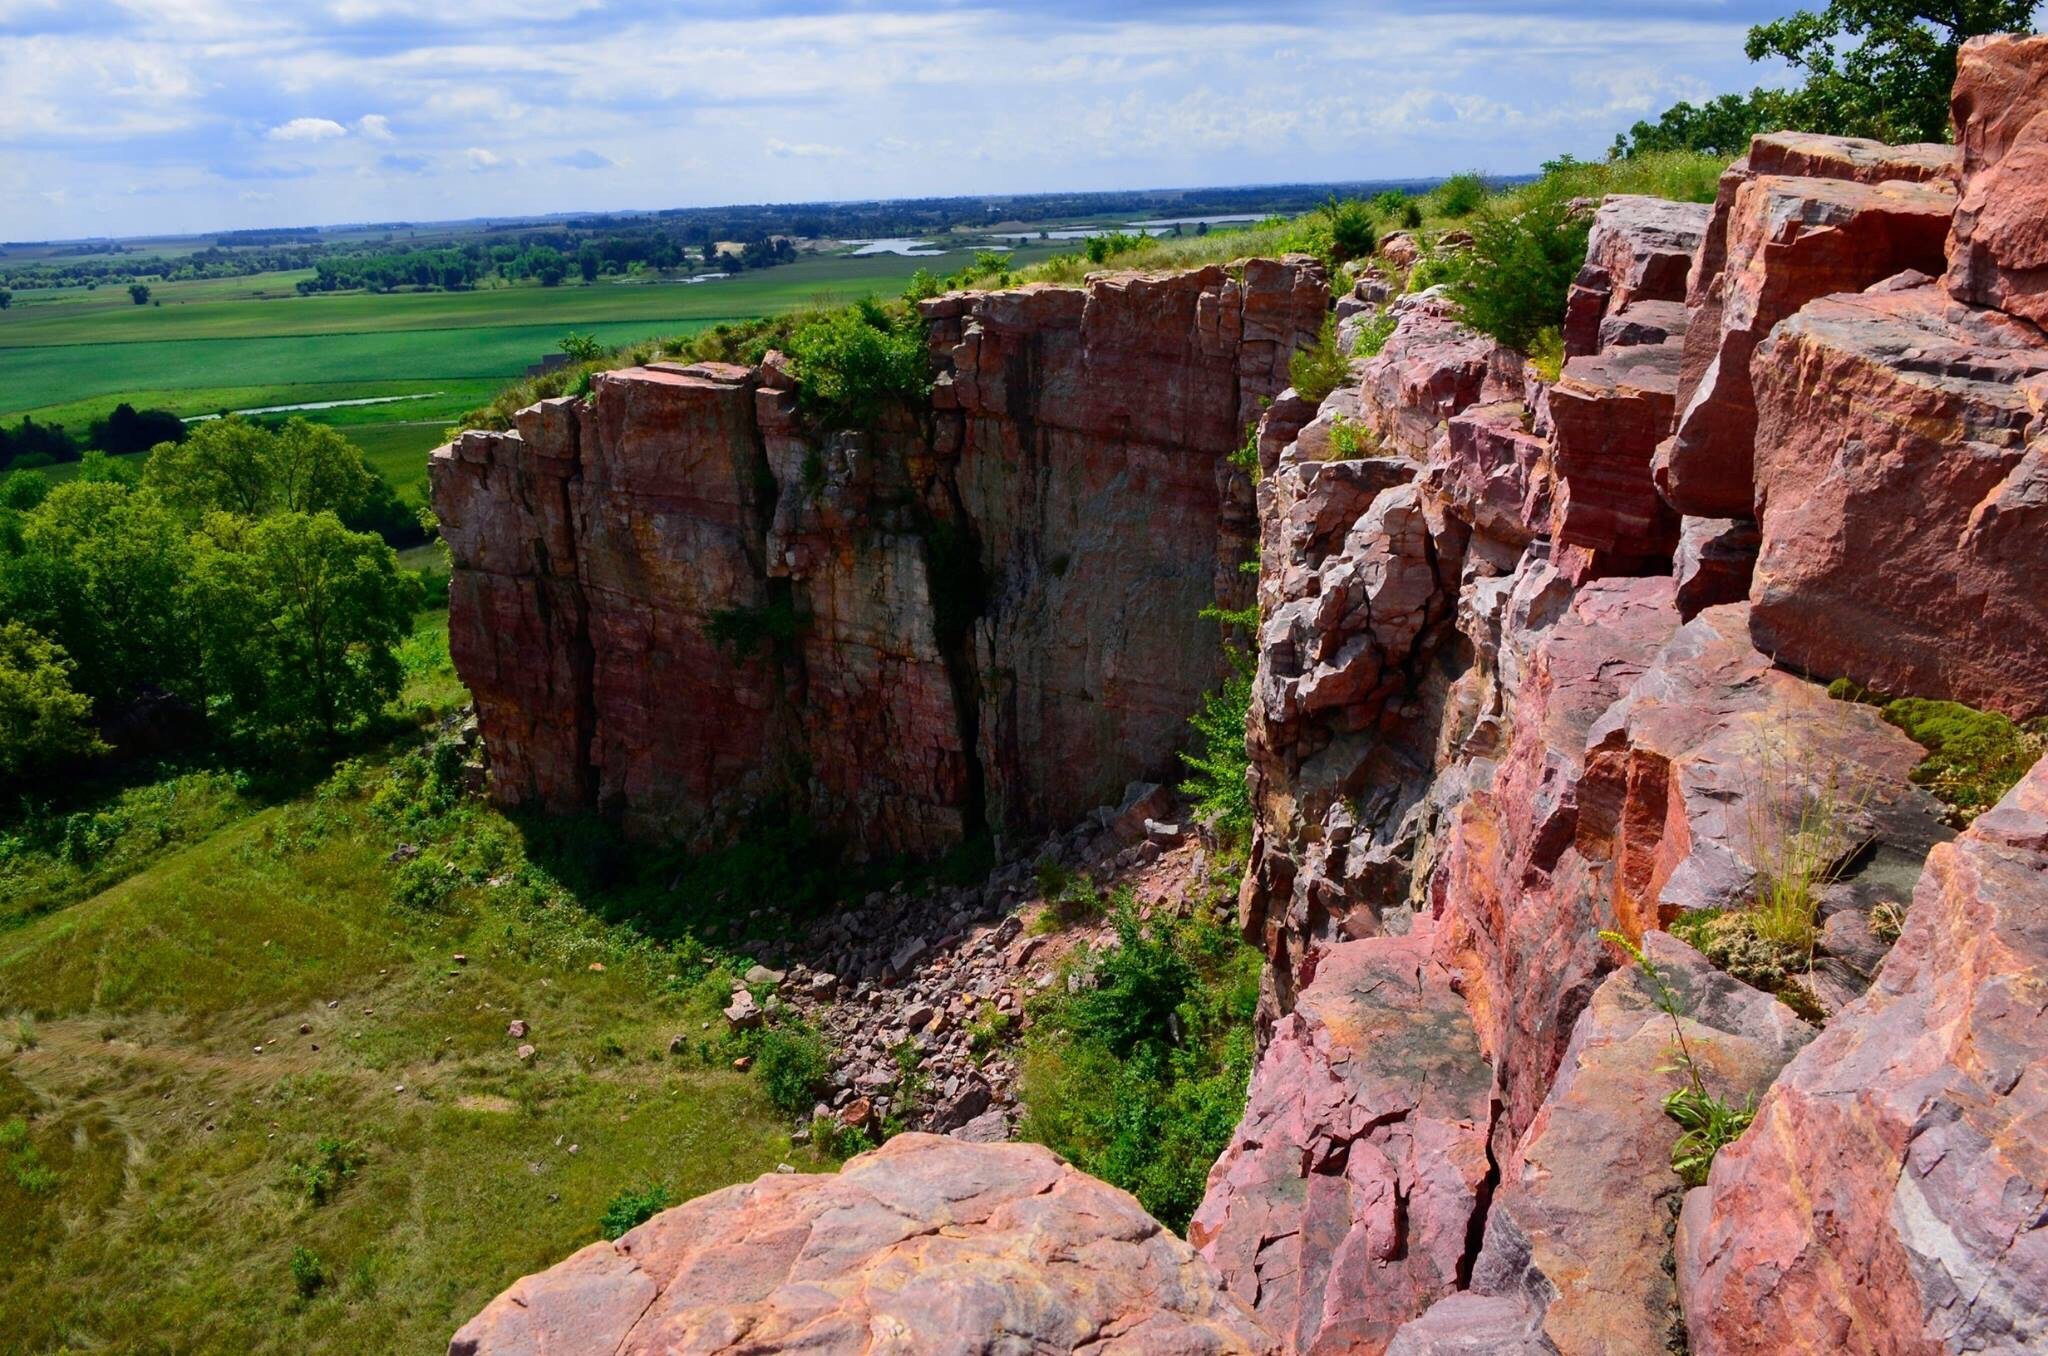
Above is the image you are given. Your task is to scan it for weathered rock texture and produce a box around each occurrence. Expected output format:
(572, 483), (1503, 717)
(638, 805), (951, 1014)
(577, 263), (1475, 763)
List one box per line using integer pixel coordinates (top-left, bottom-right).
(1392, 933), (1813, 1355)
(1677, 757), (2048, 1356)
(1659, 165), (1955, 518)
(1748, 282), (2048, 718)
(434, 260), (1325, 852)
(451, 1135), (1275, 1355)
(1946, 33), (2048, 325)
(1190, 932), (1498, 1356)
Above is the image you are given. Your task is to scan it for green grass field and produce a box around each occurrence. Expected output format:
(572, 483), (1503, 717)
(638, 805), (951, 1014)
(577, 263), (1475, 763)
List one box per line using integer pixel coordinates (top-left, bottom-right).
(0, 615), (823, 1354)
(2, 246), (1066, 501)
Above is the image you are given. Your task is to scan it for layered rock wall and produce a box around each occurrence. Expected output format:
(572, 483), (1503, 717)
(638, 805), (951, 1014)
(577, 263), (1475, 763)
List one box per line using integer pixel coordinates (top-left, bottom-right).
(434, 261), (1325, 853)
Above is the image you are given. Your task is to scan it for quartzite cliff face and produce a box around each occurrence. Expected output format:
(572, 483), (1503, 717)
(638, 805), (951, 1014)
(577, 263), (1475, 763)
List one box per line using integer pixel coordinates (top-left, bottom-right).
(433, 261), (1325, 855)
(440, 32), (2048, 1356)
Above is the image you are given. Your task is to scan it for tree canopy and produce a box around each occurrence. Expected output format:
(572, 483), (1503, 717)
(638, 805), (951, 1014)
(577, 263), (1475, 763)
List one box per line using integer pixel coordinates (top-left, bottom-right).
(1613, 1), (2042, 154)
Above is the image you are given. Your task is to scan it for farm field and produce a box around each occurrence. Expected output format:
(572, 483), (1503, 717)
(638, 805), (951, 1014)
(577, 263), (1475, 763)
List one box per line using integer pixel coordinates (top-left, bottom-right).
(4, 244), (1067, 501)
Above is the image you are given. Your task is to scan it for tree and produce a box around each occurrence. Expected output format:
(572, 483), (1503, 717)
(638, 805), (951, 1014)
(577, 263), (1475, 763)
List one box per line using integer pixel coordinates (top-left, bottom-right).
(128, 282), (151, 305)
(1611, 89), (1790, 158)
(2, 479), (200, 712)
(0, 289), (12, 309)
(142, 416), (376, 522)
(578, 244), (602, 282)
(90, 403), (188, 456)
(1747, 1), (2041, 143)
(191, 511), (422, 742)
(0, 622), (105, 784)
(1444, 177), (1595, 351)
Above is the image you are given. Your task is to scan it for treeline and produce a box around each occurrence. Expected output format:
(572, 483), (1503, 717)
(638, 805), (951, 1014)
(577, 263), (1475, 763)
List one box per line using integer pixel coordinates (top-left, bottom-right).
(0, 418), (427, 788)
(295, 231), (798, 294)
(0, 404), (189, 470)
(0, 243), (326, 293)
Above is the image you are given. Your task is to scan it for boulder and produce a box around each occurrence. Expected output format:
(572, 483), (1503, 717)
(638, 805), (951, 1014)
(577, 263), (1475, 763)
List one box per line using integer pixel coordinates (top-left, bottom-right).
(1424, 400), (1552, 551)
(1659, 172), (1955, 519)
(1190, 932), (1498, 1356)
(1672, 516), (1758, 620)
(1677, 755), (2048, 1356)
(1747, 281), (2048, 719)
(1561, 195), (1710, 359)
(1356, 293), (1518, 459)
(1421, 933), (1812, 1356)
(449, 1135), (1275, 1355)
(1549, 337), (1685, 564)
(1945, 33), (2048, 325)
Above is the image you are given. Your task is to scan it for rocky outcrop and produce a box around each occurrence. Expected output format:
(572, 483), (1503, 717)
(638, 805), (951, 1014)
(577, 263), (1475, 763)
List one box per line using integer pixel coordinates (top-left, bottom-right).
(1548, 336), (1684, 564)
(1657, 166), (1955, 519)
(1747, 280), (2048, 719)
(1676, 756), (2048, 1356)
(1190, 932), (1498, 1356)
(1393, 933), (1813, 1355)
(924, 262), (1326, 831)
(1562, 195), (1709, 359)
(434, 260), (1326, 854)
(451, 1135), (1275, 1355)
(1946, 33), (2048, 325)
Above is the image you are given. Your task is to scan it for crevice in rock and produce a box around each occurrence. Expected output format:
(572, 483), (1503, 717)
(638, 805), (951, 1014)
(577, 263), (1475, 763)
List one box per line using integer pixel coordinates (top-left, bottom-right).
(1455, 1098), (1503, 1291)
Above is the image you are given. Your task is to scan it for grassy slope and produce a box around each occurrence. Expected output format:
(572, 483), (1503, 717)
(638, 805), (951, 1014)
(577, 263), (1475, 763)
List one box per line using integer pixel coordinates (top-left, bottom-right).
(0, 617), (818, 1354)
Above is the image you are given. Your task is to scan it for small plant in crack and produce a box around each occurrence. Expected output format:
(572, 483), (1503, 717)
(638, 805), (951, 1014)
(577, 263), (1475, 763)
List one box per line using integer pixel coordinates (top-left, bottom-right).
(1601, 930), (1755, 1189)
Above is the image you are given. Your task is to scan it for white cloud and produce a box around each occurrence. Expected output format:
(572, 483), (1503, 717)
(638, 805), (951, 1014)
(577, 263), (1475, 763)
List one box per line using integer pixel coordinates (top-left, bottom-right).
(465, 146), (508, 171)
(268, 116), (348, 142)
(766, 138), (845, 160)
(356, 113), (394, 140)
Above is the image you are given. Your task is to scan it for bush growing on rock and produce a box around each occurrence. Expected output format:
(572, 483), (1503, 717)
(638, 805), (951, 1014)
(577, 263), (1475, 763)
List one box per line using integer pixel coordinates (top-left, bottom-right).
(1444, 178), (1594, 352)
(784, 301), (930, 430)
(1287, 313), (1349, 404)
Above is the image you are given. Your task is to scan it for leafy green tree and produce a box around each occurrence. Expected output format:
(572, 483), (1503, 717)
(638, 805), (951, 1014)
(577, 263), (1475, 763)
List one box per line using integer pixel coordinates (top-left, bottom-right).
(0, 289), (12, 310)
(143, 416), (376, 522)
(1611, 89), (1791, 158)
(0, 622), (105, 784)
(1747, 1), (2040, 143)
(2, 480), (200, 712)
(0, 470), (50, 513)
(128, 282), (151, 305)
(191, 511), (422, 743)
(1431, 172), (1491, 218)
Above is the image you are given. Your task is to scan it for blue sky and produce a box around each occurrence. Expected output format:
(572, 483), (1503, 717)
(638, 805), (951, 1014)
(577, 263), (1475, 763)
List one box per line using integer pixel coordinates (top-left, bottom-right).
(0, 1), (1804, 241)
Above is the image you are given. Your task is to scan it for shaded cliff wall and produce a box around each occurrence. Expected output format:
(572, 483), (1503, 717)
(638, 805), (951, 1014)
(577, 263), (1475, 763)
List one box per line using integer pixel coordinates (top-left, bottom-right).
(431, 258), (1326, 854)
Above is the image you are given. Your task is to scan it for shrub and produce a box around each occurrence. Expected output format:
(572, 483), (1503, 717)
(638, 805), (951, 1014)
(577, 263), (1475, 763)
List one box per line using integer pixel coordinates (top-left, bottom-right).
(1443, 180), (1593, 352)
(598, 1183), (670, 1240)
(1301, 197), (1376, 269)
(1527, 327), (1566, 382)
(289, 1246), (325, 1299)
(783, 303), (930, 430)
(1288, 314), (1349, 404)
(1350, 311), (1399, 360)
(1179, 661), (1253, 844)
(1017, 903), (1261, 1232)
(746, 1022), (833, 1116)
(1084, 232), (1148, 266)
(283, 1136), (363, 1206)
(1430, 172), (1490, 218)
(1325, 414), (1377, 460)
(390, 853), (457, 910)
